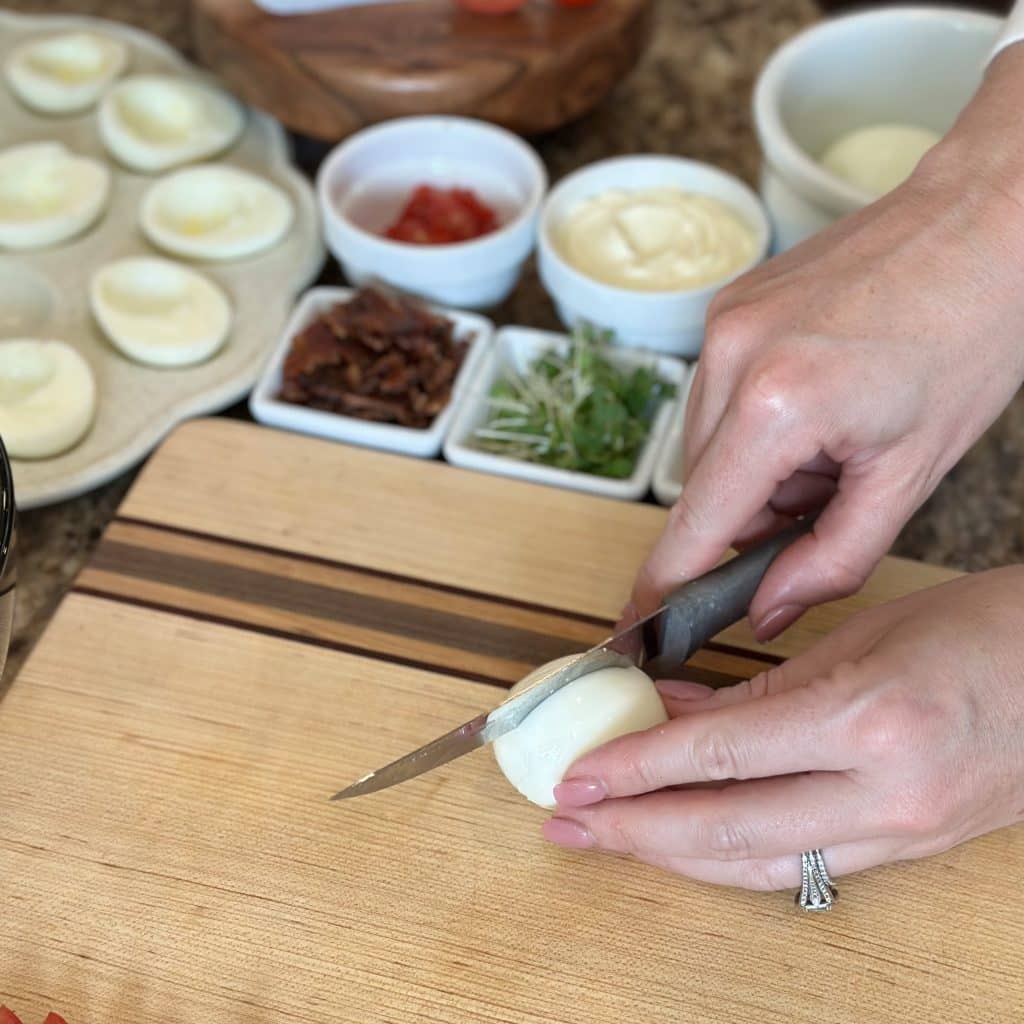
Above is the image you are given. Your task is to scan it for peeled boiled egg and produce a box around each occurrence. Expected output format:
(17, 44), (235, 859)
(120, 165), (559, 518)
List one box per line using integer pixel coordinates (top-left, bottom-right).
(0, 141), (111, 250)
(0, 339), (96, 459)
(4, 31), (128, 115)
(493, 656), (669, 808)
(90, 257), (232, 367)
(821, 123), (941, 198)
(98, 74), (244, 173)
(140, 165), (294, 261)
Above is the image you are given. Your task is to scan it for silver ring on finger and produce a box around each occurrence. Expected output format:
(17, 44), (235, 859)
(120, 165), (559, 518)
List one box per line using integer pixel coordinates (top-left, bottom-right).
(796, 848), (838, 912)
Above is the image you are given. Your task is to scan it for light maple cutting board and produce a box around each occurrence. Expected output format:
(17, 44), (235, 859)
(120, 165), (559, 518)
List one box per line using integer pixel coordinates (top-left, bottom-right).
(1, 419), (1021, 1024)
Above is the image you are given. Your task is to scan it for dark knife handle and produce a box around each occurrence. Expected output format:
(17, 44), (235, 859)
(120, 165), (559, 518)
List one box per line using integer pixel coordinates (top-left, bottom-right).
(643, 516), (816, 680)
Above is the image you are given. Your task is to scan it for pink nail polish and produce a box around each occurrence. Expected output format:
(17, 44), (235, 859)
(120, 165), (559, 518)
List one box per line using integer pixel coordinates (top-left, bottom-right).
(542, 818), (594, 849)
(753, 603), (803, 642)
(553, 776), (606, 808)
(655, 680), (715, 701)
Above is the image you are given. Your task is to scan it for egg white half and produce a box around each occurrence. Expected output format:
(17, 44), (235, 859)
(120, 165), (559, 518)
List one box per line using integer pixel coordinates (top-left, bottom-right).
(141, 164), (294, 261)
(0, 141), (111, 250)
(98, 74), (245, 174)
(0, 339), (97, 459)
(4, 31), (129, 115)
(90, 257), (232, 368)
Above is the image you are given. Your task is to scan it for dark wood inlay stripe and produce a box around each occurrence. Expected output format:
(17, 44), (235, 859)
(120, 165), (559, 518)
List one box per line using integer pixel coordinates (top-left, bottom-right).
(113, 515), (612, 627)
(91, 539), (587, 670)
(71, 586), (514, 690)
(111, 515), (784, 668)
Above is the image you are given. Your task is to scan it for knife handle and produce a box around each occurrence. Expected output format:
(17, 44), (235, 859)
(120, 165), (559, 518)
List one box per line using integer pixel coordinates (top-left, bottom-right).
(643, 516), (816, 680)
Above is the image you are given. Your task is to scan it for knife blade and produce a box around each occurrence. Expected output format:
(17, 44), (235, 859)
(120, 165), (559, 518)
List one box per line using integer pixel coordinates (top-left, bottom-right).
(330, 516), (814, 801)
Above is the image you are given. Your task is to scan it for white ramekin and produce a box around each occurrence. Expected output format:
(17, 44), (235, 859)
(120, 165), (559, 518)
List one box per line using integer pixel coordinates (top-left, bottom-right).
(316, 116), (547, 310)
(536, 155), (770, 358)
(754, 6), (1002, 251)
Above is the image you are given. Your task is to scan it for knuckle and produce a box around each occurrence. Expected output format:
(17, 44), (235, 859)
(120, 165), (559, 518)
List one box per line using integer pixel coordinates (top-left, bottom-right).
(885, 785), (950, 839)
(702, 304), (761, 369)
(742, 858), (792, 892)
(596, 809), (641, 856)
(692, 730), (744, 781)
(666, 490), (712, 542)
(620, 748), (662, 793)
(700, 817), (754, 859)
(817, 549), (872, 600)
(735, 356), (803, 429)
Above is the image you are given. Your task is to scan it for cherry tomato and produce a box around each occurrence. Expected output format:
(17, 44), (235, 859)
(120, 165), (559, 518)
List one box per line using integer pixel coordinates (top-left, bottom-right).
(44, 1014), (69, 1024)
(0, 1007), (23, 1024)
(456, 0), (528, 13)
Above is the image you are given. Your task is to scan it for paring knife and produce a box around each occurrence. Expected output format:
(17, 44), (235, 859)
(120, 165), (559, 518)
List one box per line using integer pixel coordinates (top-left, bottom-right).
(331, 517), (814, 801)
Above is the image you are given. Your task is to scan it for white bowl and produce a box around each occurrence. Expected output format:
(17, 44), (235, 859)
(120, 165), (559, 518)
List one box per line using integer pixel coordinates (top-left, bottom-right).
(754, 6), (1001, 252)
(444, 325), (686, 502)
(316, 116), (547, 310)
(536, 155), (770, 358)
(651, 362), (696, 507)
(249, 286), (493, 458)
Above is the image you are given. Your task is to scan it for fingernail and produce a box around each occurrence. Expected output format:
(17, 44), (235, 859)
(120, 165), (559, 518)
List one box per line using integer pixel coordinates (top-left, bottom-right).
(753, 603), (803, 642)
(553, 776), (606, 808)
(655, 680), (715, 701)
(542, 818), (594, 849)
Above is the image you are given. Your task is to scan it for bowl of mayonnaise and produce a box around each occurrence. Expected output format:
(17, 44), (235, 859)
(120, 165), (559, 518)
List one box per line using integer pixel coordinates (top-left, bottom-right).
(754, 6), (1002, 253)
(537, 155), (770, 358)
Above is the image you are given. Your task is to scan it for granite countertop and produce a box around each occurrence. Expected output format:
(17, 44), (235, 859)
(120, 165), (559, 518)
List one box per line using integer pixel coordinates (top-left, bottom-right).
(4, 0), (1024, 686)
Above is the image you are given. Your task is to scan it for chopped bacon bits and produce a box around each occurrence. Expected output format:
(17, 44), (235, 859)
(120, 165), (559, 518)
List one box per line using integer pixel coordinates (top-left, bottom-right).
(280, 287), (469, 429)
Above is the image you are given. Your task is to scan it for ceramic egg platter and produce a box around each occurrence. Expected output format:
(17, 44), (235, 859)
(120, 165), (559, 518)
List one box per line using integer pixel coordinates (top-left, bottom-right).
(0, 9), (324, 509)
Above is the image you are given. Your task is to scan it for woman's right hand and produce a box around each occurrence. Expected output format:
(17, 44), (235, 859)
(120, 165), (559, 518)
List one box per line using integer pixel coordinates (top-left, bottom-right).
(628, 47), (1024, 640)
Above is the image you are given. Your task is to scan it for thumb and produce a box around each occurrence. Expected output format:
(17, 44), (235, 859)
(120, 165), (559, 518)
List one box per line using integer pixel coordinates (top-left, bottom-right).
(748, 454), (926, 640)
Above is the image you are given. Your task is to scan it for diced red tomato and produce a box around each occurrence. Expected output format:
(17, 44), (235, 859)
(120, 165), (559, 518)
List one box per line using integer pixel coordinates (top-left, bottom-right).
(555, 0), (599, 6)
(44, 1014), (69, 1024)
(456, 0), (528, 12)
(384, 185), (499, 245)
(0, 1006), (23, 1024)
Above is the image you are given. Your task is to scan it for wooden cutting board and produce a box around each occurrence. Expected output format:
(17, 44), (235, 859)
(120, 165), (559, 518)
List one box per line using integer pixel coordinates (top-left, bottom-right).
(2, 419), (1021, 1024)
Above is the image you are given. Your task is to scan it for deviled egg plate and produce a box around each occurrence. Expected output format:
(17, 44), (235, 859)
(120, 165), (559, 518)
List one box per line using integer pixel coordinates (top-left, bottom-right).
(0, 141), (111, 250)
(90, 256), (232, 368)
(98, 74), (244, 173)
(0, 339), (97, 459)
(4, 30), (128, 115)
(141, 165), (294, 261)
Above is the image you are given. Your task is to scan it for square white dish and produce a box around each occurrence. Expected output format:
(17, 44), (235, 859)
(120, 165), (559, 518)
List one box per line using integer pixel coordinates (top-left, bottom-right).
(652, 363), (697, 507)
(443, 326), (686, 502)
(249, 287), (493, 458)
(0, 10), (324, 510)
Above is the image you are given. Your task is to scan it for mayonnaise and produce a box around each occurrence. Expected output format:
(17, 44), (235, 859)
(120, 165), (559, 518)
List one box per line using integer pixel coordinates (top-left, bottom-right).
(820, 123), (941, 198)
(555, 187), (758, 292)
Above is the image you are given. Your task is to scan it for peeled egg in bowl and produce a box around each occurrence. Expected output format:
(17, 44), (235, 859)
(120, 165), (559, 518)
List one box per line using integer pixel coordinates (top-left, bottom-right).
(4, 31), (128, 114)
(141, 165), (294, 261)
(493, 656), (669, 809)
(90, 257), (232, 368)
(98, 74), (244, 173)
(0, 339), (97, 459)
(0, 141), (111, 251)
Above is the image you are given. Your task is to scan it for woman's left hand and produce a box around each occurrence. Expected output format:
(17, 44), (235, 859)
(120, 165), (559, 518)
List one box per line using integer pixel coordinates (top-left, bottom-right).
(542, 567), (1024, 890)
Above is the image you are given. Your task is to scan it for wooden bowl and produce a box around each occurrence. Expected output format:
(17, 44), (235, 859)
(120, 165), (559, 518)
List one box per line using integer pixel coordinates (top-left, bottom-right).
(191, 0), (654, 141)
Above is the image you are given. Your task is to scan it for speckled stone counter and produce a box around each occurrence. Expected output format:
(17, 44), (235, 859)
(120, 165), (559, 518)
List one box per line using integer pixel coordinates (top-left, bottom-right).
(3, 0), (1023, 688)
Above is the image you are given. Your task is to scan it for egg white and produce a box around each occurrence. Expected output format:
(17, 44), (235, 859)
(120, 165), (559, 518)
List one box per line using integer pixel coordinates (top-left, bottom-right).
(0, 141), (111, 251)
(0, 339), (97, 459)
(90, 257), (232, 368)
(140, 164), (294, 261)
(493, 657), (669, 808)
(98, 74), (244, 174)
(4, 31), (128, 115)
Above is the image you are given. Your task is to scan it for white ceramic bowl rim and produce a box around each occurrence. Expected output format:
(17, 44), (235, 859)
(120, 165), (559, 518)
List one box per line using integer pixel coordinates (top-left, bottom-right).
(754, 5), (1002, 213)
(316, 115), (549, 259)
(538, 154), (771, 303)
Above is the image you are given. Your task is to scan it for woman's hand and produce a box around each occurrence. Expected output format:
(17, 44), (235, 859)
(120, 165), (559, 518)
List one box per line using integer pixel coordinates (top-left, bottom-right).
(628, 47), (1024, 641)
(543, 568), (1024, 890)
